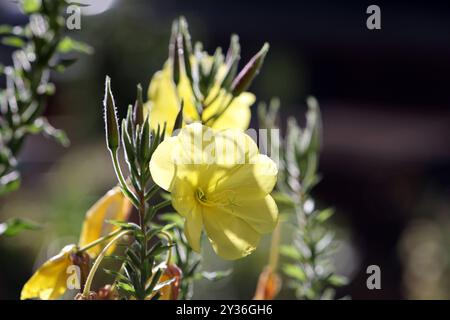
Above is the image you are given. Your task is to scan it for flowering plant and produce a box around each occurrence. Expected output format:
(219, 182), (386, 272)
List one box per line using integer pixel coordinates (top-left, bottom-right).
(3, 9), (344, 300)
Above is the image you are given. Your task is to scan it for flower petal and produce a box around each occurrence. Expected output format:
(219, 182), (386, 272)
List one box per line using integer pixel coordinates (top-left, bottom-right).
(170, 175), (203, 252)
(210, 154), (278, 197)
(21, 244), (76, 300)
(202, 208), (260, 260)
(145, 63), (180, 134)
(78, 187), (132, 257)
(219, 194), (278, 234)
(149, 136), (178, 191)
(205, 92), (255, 131)
(183, 207), (203, 253)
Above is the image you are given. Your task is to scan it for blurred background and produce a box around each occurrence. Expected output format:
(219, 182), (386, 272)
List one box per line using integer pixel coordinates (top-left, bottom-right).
(1, 0), (450, 299)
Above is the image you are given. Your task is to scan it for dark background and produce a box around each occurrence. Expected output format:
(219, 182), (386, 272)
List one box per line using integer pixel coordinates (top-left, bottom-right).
(1, 0), (449, 299)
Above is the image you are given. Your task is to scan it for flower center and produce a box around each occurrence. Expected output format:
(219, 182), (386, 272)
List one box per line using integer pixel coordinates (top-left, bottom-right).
(195, 188), (236, 208)
(196, 188), (210, 205)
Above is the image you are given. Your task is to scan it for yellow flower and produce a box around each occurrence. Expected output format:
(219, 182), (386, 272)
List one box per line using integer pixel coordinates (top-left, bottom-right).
(21, 187), (131, 300)
(78, 186), (132, 257)
(150, 123), (278, 260)
(21, 244), (77, 300)
(144, 60), (256, 135)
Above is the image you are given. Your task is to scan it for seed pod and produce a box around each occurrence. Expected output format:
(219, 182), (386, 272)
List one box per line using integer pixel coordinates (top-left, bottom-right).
(133, 84), (144, 126)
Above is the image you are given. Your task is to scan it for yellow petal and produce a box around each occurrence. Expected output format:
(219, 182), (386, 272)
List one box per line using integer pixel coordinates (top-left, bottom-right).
(178, 74), (200, 123)
(149, 136), (179, 191)
(145, 63), (200, 135)
(78, 187), (132, 257)
(220, 194), (278, 234)
(202, 207), (260, 260)
(203, 92), (255, 131)
(170, 175), (203, 252)
(183, 207), (203, 253)
(175, 123), (260, 166)
(211, 154), (278, 196)
(145, 63), (180, 134)
(21, 244), (76, 300)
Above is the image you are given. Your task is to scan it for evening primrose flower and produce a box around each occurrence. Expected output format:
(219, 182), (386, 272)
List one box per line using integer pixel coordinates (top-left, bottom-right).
(21, 187), (131, 300)
(149, 123), (278, 260)
(78, 186), (132, 257)
(144, 61), (255, 135)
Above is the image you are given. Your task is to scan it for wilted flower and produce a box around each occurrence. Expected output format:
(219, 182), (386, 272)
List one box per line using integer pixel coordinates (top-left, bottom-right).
(21, 244), (78, 300)
(253, 266), (281, 300)
(78, 186), (132, 257)
(21, 187), (131, 300)
(159, 264), (183, 300)
(150, 123), (278, 260)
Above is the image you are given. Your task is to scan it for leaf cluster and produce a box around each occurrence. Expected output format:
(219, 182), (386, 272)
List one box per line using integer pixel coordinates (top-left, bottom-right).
(259, 98), (347, 299)
(0, 0), (91, 196)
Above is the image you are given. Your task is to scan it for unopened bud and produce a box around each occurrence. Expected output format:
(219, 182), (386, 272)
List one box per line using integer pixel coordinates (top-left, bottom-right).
(103, 76), (120, 152)
(134, 84), (144, 126)
(231, 43), (269, 97)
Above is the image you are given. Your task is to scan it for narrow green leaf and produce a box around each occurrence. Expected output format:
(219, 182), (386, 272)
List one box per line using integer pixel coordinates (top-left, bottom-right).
(0, 171), (21, 196)
(280, 245), (301, 260)
(21, 0), (42, 13)
(1, 37), (25, 48)
(282, 264), (306, 282)
(0, 217), (41, 237)
(57, 37), (93, 54)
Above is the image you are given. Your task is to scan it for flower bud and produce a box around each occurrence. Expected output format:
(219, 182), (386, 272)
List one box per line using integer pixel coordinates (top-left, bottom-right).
(231, 43), (269, 97)
(133, 84), (144, 126)
(103, 76), (120, 152)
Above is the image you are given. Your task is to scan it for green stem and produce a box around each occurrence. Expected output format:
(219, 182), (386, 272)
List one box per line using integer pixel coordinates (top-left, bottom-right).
(83, 230), (132, 298)
(110, 150), (139, 207)
(78, 228), (124, 253)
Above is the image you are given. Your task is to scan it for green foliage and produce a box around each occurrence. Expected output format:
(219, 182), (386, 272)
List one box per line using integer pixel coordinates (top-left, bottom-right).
(0, 0), (91, 197)
(259, 97), (347, 300)
(0, 217), (41, 237)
